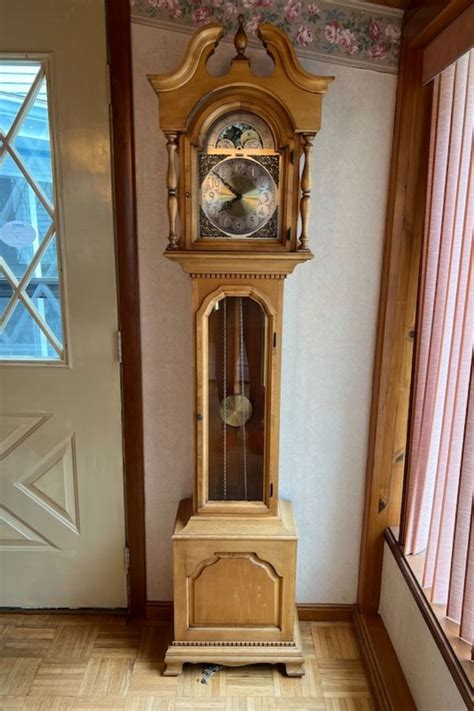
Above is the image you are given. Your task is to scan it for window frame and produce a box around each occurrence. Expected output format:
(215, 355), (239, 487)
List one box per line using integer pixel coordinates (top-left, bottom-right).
(0, 51), (70, 367)
(357, 2), (474, 707)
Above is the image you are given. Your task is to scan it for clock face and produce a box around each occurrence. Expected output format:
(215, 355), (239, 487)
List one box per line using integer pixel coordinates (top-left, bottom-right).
(201, 157), (278, 238)
(206, 111), (274, 151)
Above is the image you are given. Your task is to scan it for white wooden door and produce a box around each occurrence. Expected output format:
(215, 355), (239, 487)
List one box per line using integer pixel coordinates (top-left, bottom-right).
(0, 0), (127, 607)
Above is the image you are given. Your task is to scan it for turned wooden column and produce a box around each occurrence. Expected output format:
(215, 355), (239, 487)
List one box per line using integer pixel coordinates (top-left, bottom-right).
(165, 132), (179, 249)
(298, 133), (314, 251)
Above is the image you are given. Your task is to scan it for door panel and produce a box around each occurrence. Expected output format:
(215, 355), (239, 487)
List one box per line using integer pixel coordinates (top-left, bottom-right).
(0, 0), (127, 607)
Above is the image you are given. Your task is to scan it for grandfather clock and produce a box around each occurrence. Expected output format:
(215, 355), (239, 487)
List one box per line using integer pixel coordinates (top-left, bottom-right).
(149, 17), (332, 677)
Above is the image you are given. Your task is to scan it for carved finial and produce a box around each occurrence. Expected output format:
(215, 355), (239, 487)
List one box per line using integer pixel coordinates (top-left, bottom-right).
(233, 14), (248, 60)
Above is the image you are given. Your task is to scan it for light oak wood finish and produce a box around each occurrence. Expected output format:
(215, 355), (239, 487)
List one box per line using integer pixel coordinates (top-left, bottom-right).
(165, 132), (180, 250)
(164, 619), (305, 679)
(167, 500), (299, 656)
(191, 554), (281, 627)
(298, 134), (315, 251)
(164, 252), (313, 277)
(149, 22), (332, 254)
(0, 613), (375, 709)
(147, 602), (355, 623)
(149, 18), (332, 678)
(149, 25), (331, 132)
(312, 624), (360, 661)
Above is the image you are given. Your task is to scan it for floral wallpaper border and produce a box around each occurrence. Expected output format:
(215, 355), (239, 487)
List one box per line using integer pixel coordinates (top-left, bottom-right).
(130, 0), (403, 73)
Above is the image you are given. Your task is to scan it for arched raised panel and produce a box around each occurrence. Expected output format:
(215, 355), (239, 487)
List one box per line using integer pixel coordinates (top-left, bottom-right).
(189, 553), (282, 628)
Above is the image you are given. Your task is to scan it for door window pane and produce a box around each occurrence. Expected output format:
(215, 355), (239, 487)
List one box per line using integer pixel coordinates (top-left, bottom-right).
(207, 296), (266, 502)
(0, 59), (65, 361)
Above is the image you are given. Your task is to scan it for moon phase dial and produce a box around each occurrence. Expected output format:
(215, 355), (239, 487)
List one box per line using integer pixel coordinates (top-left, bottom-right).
(200, 157), (278, 238)
(206, 111), (274, 150)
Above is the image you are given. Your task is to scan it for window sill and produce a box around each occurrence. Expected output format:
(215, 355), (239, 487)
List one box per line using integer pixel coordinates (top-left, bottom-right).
(384, 527), (473, 709)
(403, 547), (472, 679)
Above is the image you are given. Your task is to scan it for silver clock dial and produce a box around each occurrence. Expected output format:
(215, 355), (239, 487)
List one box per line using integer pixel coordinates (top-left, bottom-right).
(201, 157), (277, 237)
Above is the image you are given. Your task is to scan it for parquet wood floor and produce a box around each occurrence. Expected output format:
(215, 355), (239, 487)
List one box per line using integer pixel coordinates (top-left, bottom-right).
(0, 615), (375, 711)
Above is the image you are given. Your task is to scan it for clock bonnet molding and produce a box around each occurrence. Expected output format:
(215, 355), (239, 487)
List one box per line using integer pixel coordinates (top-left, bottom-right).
(132, 0), (403, 74)
(148, 17), (333, 270)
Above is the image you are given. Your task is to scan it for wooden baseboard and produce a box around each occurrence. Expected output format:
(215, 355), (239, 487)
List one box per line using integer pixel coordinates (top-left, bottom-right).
(0, 607), (127, 615)
(296, 603), (354, 622)
(146, 601), (354, 623)
(146, 601), (174, 621)
(353, 605), (416, 711)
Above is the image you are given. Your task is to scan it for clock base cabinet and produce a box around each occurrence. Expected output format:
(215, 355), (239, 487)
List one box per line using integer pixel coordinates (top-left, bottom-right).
(163, 498), (305, 677)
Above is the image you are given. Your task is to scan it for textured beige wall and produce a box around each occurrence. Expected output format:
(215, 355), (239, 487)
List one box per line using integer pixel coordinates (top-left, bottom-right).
(131, 22), (397, 601)
(380, 544), (465, 710)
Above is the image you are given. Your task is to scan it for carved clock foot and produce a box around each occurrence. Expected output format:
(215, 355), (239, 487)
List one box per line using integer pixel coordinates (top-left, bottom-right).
(162, 661), (183, 676)
(285, 662), (305, 677)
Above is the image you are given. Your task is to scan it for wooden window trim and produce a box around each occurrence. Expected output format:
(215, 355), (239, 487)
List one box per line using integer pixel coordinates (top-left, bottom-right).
(385, 528), (473, 708)
(357, 0), (472, 614)
(422, 4), (474, 83)
(105, 0), (147, 618)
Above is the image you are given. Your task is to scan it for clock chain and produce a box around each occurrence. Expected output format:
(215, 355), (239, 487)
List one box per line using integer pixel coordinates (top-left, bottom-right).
(222, 298), (228, 500)
(239, 297), (248, 501)
(221, 296), (249, 501)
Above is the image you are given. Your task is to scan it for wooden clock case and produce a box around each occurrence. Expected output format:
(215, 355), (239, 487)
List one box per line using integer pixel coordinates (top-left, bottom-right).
(149, 18), (332, 677)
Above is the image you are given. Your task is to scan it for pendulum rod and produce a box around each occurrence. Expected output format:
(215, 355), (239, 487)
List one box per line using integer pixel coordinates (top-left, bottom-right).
(222, 298), (227, 500)
(239, 297), (248, 500)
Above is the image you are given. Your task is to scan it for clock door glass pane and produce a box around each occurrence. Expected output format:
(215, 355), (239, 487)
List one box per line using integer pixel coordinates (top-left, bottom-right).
(207, 296), (266, 502)
(200, 157), (278, 239)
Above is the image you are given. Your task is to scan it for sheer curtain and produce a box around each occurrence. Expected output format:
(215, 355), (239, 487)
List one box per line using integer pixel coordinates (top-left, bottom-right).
(403, 49), (473, 650)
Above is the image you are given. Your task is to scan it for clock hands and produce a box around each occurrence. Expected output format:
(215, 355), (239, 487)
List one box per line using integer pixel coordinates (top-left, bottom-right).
(217, 173), (262, 217)
(215, 171), (241, 200)
(214, 170), (246, 215)
(202, 158), (276, 234)
(222, 194), (241, 213)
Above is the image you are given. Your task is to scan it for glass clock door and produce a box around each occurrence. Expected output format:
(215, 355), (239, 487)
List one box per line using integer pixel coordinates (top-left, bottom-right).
(207, 296), (267, 502)
(198, 110), (280, 241)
